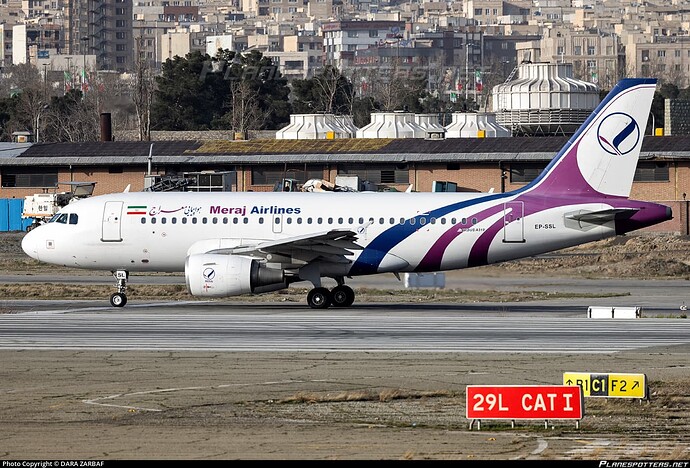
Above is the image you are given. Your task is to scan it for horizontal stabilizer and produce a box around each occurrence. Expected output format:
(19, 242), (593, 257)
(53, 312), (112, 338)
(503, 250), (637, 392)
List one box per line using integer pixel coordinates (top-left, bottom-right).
(566, 208), (638, 224)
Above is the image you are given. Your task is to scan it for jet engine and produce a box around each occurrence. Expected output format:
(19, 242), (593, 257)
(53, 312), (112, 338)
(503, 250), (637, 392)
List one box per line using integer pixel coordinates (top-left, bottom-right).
(185, 254), (287, 297)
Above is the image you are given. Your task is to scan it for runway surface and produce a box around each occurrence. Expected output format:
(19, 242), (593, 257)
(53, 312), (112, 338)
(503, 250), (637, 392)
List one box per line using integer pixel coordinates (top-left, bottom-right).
(1, 300), (690, 352)
(2, 290), (690, 460)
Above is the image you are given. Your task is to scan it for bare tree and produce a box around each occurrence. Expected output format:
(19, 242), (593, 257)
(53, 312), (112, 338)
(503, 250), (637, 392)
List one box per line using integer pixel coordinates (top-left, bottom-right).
(1, 63), (47, 141)
(43, 90), (100, 142)
(132, 38), (156, 141)
(366, 62), (425, 111)
(229, 80), (265, 138)
(312, 65), (343, 114)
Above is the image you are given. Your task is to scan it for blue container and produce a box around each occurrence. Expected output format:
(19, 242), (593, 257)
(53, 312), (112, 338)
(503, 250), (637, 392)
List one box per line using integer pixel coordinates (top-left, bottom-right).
(0, 199), (32, 232)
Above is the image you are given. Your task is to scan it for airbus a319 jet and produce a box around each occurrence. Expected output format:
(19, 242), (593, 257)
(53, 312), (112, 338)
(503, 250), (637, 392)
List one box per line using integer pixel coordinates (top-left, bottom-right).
(22, 78), (672, 309)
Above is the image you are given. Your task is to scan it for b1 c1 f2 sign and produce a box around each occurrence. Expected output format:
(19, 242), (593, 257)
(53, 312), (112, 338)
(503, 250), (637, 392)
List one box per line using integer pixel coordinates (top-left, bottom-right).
(466, 385), (584, 420)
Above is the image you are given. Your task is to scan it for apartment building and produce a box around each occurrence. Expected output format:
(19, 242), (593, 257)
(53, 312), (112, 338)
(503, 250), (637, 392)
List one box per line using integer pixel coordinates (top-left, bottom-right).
(626, 35), (690, 88)
(64, 0), (134, 72)
(539, 26), (620, 88)
(322, 20), (405, 70)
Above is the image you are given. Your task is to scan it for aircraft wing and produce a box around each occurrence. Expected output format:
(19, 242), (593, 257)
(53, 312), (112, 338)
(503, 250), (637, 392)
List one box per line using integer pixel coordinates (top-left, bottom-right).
(208, 229), (363, 265)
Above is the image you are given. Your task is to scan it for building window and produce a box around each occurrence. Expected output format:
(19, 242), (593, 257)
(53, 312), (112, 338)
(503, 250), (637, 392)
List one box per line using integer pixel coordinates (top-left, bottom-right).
(1, 169), (58, 188)
(339, 164), (409, 185)
(474, 8), (482, 15)
(658, 50), (666, 57)
(348, 31), (357, 38)
(634, 162), (669, 182)
(251, 165), (323, 186)
(369, 30), (379, 38)
(185, 172), (234, 192)
(574, 45), (582, 55)
(509, 164), (546, 184)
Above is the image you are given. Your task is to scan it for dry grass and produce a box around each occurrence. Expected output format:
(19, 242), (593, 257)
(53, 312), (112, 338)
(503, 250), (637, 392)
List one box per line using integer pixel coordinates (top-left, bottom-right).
(279, 388), (455, 404)
(0, 282), (630, 303)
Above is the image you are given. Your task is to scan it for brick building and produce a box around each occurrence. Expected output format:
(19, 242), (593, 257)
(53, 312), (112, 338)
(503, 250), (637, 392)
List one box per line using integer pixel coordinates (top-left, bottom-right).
(1, 136), (689, 234)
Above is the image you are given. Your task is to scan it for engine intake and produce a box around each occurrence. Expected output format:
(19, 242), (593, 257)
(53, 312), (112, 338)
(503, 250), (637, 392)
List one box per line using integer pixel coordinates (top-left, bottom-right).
(185, 254), (286, 297)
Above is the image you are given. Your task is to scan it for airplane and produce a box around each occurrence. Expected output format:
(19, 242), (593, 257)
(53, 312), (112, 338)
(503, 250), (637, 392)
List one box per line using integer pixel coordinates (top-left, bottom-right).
(21, 78), (672, 309)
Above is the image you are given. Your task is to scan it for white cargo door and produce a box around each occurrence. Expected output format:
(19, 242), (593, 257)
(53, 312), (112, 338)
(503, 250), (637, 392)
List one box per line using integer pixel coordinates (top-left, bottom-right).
(102, 201), (123, 242)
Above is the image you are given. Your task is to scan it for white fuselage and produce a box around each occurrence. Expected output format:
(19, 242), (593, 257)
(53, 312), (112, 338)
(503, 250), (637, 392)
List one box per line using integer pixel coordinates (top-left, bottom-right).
(22, 191), (614, 276)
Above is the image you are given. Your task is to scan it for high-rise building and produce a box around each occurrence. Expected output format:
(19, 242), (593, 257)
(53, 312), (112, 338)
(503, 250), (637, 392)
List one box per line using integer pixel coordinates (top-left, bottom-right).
(64, 0), (134, 72)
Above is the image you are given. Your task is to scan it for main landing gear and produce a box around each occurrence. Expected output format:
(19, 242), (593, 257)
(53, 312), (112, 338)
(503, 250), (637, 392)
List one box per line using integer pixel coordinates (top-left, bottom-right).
(109, 270), (129, 307)
(306, 284), (355, 309)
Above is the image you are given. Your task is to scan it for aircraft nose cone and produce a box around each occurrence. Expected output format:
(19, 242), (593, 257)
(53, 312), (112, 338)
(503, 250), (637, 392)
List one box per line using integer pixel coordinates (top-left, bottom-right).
(21, 231), (39, 261)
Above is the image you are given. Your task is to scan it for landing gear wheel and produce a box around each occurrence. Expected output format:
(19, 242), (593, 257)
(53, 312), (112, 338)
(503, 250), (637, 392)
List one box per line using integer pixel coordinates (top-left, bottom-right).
(111, 270), (129, 308)
(307, 287), (331, 309)
(331, 285), (355, 307)
(110, 292), (127, 307)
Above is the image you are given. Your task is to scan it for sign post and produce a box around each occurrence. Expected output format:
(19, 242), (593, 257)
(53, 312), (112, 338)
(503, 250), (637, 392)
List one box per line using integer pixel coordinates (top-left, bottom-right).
(466, 385), (584, 429)
(563, 372), (647, 399)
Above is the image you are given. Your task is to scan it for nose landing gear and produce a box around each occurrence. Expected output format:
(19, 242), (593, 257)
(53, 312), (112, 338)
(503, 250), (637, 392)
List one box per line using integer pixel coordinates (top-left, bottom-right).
(109, 270), (129, 307)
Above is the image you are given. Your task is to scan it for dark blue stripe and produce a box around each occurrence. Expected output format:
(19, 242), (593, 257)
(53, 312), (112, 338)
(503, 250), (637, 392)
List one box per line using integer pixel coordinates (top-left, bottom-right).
(349, 192), (508, 275)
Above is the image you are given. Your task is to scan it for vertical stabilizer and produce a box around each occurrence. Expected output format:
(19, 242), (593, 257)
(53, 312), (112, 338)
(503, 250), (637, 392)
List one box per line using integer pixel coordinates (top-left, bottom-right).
(525, 78), (657, 198)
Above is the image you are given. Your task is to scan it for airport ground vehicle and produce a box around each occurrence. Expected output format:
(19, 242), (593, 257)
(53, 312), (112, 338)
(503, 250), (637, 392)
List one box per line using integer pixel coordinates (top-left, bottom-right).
(22, 182), (96, 231)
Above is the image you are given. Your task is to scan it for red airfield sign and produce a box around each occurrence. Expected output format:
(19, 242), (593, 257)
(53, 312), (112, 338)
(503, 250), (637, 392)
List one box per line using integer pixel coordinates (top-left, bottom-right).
(466, 385), (584, 420)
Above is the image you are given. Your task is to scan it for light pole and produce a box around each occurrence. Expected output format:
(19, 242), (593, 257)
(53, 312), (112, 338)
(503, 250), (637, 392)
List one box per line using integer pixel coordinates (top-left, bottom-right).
(465, 42), (472, 102)
(81, 36), (89, 92)
(42, 63), (48, 99)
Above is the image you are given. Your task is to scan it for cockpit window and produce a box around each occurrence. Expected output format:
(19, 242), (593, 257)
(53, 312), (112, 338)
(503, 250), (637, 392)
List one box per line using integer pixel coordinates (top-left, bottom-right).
(48, 213), (76, 224)
(49, 213), (69, 224)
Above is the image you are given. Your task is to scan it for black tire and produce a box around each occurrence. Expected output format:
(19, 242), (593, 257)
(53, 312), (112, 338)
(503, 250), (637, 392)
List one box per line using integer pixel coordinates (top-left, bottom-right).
(331, 285), (355, 307)
(307, 287), (331, 309)
(110, 292), (127, 308)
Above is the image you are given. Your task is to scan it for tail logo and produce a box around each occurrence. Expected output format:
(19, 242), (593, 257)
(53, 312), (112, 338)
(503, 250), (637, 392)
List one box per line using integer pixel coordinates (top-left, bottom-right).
(597, 112), (640, 156)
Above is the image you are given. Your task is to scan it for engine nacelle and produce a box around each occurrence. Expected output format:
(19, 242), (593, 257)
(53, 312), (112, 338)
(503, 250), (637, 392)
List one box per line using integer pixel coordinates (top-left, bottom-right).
(185, 254), (286, 297)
